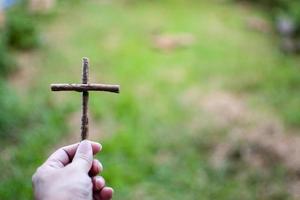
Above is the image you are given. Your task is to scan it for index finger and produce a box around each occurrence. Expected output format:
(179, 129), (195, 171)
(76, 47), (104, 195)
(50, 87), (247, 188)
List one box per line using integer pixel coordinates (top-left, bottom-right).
(44, 141), (102, 168)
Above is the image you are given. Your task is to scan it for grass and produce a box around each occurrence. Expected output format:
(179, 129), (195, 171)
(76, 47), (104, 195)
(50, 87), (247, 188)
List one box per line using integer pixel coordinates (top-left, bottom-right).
(0, 0), (299, 199)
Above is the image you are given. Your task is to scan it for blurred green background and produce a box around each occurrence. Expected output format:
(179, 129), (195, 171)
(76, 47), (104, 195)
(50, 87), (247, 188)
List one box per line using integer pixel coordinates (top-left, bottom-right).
(0, 0), (300, 199)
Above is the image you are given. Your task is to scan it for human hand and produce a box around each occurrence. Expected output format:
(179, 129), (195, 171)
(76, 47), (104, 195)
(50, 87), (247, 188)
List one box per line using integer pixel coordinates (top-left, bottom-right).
(32, 140), (113, 200)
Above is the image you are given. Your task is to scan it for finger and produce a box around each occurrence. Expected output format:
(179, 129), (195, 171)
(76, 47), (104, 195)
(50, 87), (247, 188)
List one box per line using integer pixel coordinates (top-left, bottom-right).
(45, 141), (101, 168)
(72, 140), (96, 172)
(93, 187), (113, 200)
(100, 187), (114, 200)
(92, 176), (105, 191)
(89, 159), (103, 177)
(93, 192), (101, 200)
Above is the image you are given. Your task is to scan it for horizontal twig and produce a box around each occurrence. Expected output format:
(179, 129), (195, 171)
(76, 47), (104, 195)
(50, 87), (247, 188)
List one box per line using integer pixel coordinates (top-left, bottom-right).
(51, 83), (120, 93)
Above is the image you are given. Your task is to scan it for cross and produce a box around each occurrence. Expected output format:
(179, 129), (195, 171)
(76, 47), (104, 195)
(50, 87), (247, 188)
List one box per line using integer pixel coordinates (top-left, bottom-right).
(50, 57), (120, 140)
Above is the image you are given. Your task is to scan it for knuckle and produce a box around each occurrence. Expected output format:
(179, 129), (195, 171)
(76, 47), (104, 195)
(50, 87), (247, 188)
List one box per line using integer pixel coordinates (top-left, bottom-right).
(77, 153), (92, 165)
(32, 167), (43, 183)
(32, 166), (50, 184)
(31, 172), (38, 183)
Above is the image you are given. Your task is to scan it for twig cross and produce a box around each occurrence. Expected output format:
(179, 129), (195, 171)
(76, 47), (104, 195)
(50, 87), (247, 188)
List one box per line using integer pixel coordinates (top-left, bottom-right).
(50, 57), (120, 140)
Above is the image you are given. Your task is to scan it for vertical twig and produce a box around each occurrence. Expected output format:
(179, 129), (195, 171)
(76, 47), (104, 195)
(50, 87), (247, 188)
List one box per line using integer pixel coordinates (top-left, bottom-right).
(81, 57), (89, 140)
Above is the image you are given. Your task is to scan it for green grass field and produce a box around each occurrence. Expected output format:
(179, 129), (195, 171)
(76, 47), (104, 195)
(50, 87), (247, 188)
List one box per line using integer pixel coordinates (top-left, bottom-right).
(1, 0), (300, 199)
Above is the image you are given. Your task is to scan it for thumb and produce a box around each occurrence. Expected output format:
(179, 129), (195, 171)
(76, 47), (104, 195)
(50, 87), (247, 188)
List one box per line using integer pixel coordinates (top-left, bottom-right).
(72, 140), (93, 172)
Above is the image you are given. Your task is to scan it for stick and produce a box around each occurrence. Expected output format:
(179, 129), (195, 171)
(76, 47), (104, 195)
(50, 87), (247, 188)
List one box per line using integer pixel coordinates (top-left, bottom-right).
(50, 84), (120, 93)
(81, 58), (89, 140)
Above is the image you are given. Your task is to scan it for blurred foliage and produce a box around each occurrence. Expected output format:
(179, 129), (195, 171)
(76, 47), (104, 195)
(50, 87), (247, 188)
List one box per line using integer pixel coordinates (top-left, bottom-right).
(0, 1), (39, 77)
(0, 2), (40, 140)
(0, 37), (15, 76)
(6, 10), (39, 49)
(279, 1), (300, 26)
(239, 0), (300, 30)
(0, 80), (27, 141)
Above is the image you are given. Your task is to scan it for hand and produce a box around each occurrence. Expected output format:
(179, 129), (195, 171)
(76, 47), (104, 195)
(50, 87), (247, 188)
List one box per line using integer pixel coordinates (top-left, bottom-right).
(32, 140), (113, 200)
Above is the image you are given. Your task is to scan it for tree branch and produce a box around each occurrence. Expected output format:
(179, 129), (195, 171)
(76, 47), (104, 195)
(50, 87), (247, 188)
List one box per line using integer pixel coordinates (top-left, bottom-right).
(50, 84), (120, 93)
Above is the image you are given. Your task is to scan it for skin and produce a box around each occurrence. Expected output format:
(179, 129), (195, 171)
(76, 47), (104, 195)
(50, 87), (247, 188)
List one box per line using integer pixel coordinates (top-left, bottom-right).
(32, 140), (113, 200)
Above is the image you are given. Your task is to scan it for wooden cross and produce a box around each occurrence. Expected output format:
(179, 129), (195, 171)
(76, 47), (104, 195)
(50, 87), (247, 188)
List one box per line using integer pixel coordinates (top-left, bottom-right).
(50, 57), (120, 140)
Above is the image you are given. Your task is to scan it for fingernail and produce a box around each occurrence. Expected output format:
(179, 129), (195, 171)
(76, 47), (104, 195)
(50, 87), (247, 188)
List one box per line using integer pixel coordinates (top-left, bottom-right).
(91, 141), (102, 151)
(98, 160), (103, 172)
(81, 140), (90, 145)
(96, 176), (105, 190)
(78, 140), (91, 152)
